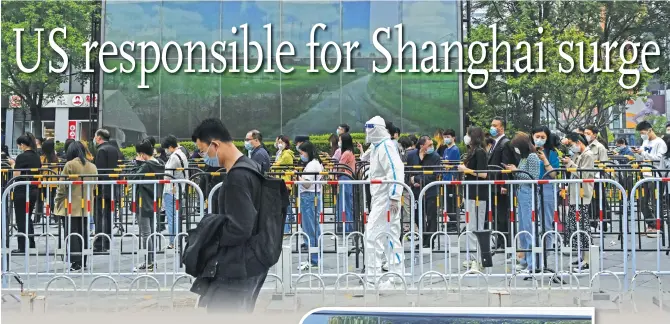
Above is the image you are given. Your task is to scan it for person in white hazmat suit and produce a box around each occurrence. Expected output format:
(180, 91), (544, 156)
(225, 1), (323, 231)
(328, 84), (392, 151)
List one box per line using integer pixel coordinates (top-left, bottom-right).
(362, 116), (405, 288)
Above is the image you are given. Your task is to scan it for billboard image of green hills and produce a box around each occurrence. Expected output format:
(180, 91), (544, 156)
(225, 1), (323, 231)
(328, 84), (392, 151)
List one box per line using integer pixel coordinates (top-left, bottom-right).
(101, 0), (461, 141)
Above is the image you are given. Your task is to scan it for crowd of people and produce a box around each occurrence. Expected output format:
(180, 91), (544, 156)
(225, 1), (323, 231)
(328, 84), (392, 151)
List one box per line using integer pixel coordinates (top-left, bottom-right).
(3, 115), (670, 313)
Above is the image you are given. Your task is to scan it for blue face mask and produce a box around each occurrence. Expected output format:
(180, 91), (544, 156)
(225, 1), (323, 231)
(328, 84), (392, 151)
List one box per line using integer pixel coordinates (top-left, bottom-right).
(244, 141), (253, 151)
(300, 155), (309, 162)
(203, 144), (220, 167)
(426, 147), (435, 154)
(490, 127), (499, 137)
(534, 138), (546, 147)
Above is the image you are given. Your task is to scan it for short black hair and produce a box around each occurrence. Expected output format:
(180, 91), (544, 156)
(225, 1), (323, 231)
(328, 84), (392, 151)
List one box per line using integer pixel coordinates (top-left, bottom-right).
(416, 135), (432, 149)
(492, 116), (506, 129)
(443, 129), (456, 137)
(584, 125), (599, 134)
(566, 132), (588, 146)
(393, 126), (401, 136)
(408, 134), (418, 145)
(485, 137), (496, 146)
(339, 124), (350, 133)
(95, 129), (111, 141)
(161, 135), (179, 149)
(192, 118), (233, 144)
(135, 139), (154, 156)
(398, 136), (413, 149)
(147, 136), (156, 147)
(636, 120), (653, 132)
(616, 138), (628, 145)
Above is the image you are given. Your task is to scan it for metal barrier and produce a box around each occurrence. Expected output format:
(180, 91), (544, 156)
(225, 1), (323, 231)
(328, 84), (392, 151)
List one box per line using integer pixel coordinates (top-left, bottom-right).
(1, 179), (204, 294)
(416, 178), (629, 294)
(629, 177), (670, 310)
(4, 173), (670, 311)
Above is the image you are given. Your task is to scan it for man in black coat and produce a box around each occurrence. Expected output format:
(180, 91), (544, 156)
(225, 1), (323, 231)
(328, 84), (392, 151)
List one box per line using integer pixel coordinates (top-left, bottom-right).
(487, 117), (518, 248)
(93, 129), (120, 251)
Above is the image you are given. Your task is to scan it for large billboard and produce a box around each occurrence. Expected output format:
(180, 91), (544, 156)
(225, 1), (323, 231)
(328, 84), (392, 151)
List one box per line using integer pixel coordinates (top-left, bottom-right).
(101, 0), (462, 141)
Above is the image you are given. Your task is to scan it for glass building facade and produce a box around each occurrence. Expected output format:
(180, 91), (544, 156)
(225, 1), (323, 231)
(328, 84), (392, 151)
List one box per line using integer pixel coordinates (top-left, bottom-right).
(101, 0), (461, 140)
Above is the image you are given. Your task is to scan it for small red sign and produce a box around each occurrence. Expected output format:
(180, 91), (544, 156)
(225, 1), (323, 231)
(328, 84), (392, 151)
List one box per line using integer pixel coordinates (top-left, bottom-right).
(67, 121), (77, 139)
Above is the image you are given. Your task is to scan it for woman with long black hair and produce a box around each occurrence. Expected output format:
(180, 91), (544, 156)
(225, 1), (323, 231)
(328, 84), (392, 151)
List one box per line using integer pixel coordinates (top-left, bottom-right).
(38, 139), (60, 226)
(297, 141), (324, 271)
(55, 141), (98, 271)
(8, 133), (41, 253)
(457, 127), (489, 270)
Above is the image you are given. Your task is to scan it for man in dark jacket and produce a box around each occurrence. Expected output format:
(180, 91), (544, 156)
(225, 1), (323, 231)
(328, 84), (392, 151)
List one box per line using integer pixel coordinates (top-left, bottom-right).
(406, 136), (441, 248)
(487, 117), (517, 247)
(190, 118), (267, 313)
(93, 128), (120, 251)
(245, 129), (270, 174)
(129, 139), (165, 271)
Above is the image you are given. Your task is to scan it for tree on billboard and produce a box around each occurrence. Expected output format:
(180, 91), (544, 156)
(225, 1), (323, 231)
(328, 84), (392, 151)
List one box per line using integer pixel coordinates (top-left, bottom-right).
(1, 0), (98, 138)
(468, 1), (655, 135)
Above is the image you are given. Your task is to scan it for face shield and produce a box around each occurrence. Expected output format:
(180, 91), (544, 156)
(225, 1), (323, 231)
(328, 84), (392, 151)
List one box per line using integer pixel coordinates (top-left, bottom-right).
(365, 116), (390, 144)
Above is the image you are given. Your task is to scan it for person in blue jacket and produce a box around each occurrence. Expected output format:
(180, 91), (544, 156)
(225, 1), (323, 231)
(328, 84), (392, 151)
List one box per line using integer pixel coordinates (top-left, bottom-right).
(531, 126), (560, 249)
(441, 129), (460, 232)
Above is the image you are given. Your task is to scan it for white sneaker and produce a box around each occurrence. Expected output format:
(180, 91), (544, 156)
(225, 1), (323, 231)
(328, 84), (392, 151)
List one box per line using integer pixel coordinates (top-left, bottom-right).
(472, 261), (482, 272)
(297, 261), (318, 271)
(381, 261), (389, 272)
(515, 263), (528, 272)
(646, 228), (660, 238)
(376, 280), (400, 291)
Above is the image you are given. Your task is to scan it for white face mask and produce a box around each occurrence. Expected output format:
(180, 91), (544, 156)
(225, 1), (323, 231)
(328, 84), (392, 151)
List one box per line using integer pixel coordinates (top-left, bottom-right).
(463, 135), (471, 146)
(641, 134), (649, 141)
(570, 144), (581, 153)
(277, 143), (284, 150)
(585, 135), (594, 143)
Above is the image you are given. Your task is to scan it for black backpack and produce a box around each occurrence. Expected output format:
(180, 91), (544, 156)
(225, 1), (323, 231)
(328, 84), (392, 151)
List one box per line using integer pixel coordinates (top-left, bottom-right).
(229, 163), (290, 269)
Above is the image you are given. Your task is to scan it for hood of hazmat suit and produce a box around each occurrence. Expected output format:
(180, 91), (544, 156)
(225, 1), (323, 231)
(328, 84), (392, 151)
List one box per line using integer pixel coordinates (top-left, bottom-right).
(363, 116), (406, 279)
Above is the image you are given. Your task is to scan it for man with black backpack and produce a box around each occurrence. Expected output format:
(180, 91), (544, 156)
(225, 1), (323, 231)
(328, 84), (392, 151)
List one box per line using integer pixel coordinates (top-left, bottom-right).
(186, 118), (288, 313)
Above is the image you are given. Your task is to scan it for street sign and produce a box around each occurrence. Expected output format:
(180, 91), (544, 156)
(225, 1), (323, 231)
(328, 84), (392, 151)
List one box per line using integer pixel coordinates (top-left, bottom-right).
(68, 121), (77, 139)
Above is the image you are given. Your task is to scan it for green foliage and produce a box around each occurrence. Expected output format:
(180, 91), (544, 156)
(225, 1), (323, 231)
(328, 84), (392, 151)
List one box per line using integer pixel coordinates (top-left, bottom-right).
(1, 0), (99, 138)
(468, 1), (657, 133)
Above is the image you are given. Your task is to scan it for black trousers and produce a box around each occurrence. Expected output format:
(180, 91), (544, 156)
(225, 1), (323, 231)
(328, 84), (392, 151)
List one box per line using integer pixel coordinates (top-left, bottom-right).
(201, 270), (268, 314)
(415, 195), (438, 247)
(445, 186), (458, 230)
(494, 191), (510, 247)
(641, 182), (666, 228)
(94, 195), (112, 250)
(62, 216), (89, 267)
(14, 191), (38, 250)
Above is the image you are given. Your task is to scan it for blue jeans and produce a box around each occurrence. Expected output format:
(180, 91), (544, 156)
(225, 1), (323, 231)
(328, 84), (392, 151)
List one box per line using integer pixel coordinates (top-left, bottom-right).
(300, 191), (321, 265)
(336, 178), (355, 233)
(517, 186), (535, 270)
(539, 184), (557, 247)
(284, 198), (295, 234)
(163, 192), (177, 245)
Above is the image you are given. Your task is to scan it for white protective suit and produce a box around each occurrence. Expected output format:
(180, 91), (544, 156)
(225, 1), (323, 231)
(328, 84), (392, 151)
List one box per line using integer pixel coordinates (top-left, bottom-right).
(364, 116), (405, 279)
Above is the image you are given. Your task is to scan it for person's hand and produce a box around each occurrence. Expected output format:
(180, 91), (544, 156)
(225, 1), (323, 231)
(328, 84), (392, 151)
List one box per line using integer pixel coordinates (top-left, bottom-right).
(537, 150), (547, 162)
(503, 163), (517, 171)
(8, 158), (15, 167)
(631, 147), (640, 154)
(457, 164), (467, 172)
(410, 176), (415, 184)
(413, 182), (421, 188)
(390, 200), (400, 214)
(561, 157), (571, 165)
(356, 142), (364, 153)
(501, 188), (508, 195)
